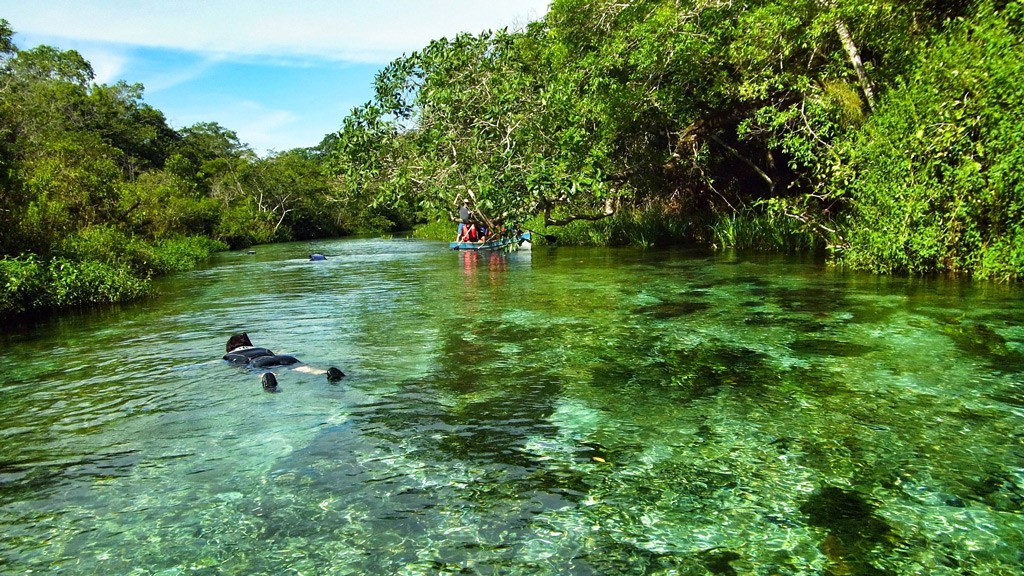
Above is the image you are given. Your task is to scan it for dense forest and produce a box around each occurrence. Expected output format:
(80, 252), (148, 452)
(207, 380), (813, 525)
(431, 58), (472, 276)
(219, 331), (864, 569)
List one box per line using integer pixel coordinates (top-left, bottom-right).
(2, 0), (1023, 317)
(0, 20), (375, 317)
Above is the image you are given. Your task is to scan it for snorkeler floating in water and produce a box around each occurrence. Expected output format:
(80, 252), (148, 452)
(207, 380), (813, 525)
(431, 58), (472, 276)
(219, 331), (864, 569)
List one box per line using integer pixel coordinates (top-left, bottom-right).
(224, 332), (344, 391)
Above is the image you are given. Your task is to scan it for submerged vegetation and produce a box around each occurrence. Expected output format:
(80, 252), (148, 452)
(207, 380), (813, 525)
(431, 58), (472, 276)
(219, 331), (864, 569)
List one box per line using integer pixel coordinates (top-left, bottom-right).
(4, 239), (1023, 574)
(2, 0), (1023, 317)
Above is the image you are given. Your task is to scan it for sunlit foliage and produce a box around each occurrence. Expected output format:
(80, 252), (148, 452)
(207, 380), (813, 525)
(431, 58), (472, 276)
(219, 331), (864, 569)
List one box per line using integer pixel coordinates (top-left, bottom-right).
(0, 22), (348, 316)
(3, 0), (1023, 317)
(835, 2), (1024, 278)
(320, 0), (1012, 280)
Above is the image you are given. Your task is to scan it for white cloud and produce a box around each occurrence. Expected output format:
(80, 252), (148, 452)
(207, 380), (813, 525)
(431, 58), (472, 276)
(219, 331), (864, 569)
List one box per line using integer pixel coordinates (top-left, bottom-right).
(154, 95), (304, 153)
(140, 57), (223, 94)
(225, 102), (301, 154)
(0, 0), (551, 155)
(79, 46), (128, 85)
(1, 0), (550, 63)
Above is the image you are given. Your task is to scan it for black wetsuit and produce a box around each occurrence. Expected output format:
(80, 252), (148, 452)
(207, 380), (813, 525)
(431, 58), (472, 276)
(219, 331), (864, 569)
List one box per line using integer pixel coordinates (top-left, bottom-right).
(224, 346), (300, 368)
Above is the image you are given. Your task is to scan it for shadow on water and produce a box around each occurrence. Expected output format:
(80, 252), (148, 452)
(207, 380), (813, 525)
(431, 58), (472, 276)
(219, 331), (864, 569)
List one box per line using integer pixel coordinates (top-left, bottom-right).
(0, 448), (141, 507)
(589, 333), (790, 406)
(634, 298), (712, 319)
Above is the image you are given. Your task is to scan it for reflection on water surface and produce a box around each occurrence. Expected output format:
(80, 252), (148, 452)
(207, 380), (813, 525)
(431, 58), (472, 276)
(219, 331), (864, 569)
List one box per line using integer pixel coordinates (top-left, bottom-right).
(1, 238), (1022, 575)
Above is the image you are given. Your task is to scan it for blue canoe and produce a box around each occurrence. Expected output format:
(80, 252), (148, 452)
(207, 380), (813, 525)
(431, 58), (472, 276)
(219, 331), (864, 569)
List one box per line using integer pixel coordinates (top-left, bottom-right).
(450, 231), (531, 251)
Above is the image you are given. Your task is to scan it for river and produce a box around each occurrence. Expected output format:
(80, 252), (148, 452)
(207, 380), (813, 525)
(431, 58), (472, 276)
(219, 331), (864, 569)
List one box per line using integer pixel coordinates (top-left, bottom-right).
(1, 237), (1022, 575)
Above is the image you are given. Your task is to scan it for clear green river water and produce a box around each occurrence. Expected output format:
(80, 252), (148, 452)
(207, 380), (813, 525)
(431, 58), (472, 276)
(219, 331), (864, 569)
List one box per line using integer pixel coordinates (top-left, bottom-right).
(1, 237), (1023, 575)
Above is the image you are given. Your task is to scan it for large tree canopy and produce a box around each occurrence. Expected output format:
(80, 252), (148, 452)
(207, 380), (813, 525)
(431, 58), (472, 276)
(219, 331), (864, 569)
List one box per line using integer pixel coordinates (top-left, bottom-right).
(320, 0), (999, 263)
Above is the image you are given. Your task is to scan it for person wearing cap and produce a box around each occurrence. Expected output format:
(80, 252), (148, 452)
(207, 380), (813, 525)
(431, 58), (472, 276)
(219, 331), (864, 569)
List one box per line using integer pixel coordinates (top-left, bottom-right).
(456, 199), (472, 242)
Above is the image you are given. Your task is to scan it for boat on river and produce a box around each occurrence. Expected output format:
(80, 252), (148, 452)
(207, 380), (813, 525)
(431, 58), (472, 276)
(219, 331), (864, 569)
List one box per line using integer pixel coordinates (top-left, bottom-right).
(450, 231), (531, 251)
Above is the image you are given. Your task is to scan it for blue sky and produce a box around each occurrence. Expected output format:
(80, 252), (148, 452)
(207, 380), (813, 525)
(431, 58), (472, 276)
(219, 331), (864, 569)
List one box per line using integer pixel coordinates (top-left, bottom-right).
(1, 0), (550, 155)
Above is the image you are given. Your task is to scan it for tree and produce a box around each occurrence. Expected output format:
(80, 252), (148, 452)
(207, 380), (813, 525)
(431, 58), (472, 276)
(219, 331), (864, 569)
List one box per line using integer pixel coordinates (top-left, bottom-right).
(240, 149), (343, 240)
(86, 81), (179, 177)
(834, 1), (1024, 278)
(9, 44), (94, 87)
(171, 122), (253, 200)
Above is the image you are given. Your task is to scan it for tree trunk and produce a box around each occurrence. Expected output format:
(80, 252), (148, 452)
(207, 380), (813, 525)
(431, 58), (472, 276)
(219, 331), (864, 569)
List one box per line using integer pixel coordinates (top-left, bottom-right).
(834, 18), (876, 111)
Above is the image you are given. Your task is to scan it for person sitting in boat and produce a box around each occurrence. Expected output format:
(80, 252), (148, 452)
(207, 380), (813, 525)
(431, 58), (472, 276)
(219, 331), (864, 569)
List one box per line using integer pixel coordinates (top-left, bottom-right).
(458, 222), (481, 243)
(224, 332), (345, 389)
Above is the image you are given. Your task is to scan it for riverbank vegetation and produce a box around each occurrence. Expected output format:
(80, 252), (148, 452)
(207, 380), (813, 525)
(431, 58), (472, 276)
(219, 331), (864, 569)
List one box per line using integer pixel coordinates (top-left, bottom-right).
(3, 0), (1023, 317)
(321, 0), (1023, 279)
(0, 21), (360, 317)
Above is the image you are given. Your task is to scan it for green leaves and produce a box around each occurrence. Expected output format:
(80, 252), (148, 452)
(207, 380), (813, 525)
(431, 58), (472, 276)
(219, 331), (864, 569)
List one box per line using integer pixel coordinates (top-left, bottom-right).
(0, 254), (152, 316)
(835, 1), (1024, 278)
(314, 0), (970, 252)
(0, 22), (358, 316)
(10, 44), (94, 87)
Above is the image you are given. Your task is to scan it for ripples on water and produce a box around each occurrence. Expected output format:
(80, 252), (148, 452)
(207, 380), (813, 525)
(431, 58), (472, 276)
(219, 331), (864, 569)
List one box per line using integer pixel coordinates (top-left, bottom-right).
(1, 238), (1023, 574)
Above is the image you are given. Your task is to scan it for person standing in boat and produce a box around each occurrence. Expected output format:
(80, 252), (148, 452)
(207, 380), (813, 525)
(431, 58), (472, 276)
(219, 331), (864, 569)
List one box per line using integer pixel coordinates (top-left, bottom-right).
(456, 199), (475, 242)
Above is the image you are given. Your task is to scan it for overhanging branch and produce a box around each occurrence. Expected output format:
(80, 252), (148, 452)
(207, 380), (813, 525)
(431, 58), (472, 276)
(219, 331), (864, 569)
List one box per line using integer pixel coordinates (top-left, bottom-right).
(709, 134), (775, 192)
(542, 196), (618, 227)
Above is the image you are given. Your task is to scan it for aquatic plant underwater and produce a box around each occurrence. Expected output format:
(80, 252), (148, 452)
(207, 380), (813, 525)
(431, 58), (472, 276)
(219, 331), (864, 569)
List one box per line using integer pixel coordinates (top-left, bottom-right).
(1, 239), (1021, 574)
